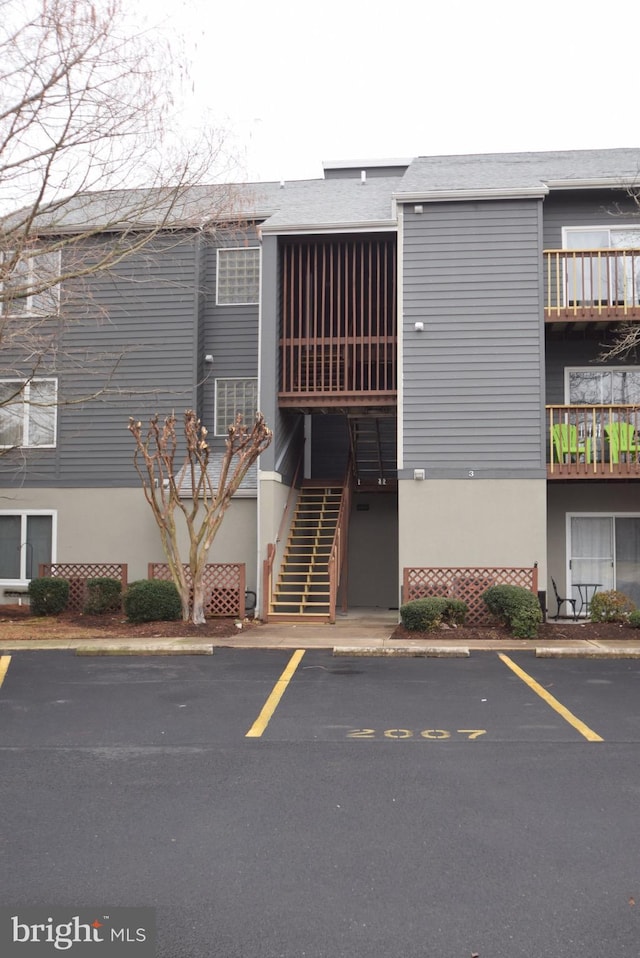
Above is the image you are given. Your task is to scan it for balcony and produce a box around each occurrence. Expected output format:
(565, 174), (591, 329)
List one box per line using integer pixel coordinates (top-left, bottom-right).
(279, 235), (397, 411)
(545, 249), (640, 323)
(547, 405), (640, 478)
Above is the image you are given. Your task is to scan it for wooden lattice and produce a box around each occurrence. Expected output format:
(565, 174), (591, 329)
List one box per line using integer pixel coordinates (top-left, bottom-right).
(148, 563), (246, 617)
(39, 563), (128, 612)
(403, 566), (539, 625)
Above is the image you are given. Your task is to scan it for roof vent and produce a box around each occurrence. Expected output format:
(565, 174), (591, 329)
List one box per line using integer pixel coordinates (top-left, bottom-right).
(279, 180), (285, 189)
(361, 170), (366, 185)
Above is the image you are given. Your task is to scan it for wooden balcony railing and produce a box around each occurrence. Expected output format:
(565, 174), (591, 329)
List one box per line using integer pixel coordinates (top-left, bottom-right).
(547, 405), (640, 478)
(545, 249), (640, 321)
(279, 236), (397, 406)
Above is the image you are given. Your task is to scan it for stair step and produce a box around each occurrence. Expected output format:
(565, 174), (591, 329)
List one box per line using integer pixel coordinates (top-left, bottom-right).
(267, 482), (346, 620)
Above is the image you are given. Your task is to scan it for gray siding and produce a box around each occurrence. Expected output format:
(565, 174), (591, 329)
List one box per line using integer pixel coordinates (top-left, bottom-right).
(401, 200), (545, 478)
(546, 330), (637, 404)
(258, 234), (304, 476)
(201, 231), (261, 450)
(543, 190), (640, 249)
(0, 234), (201, 487)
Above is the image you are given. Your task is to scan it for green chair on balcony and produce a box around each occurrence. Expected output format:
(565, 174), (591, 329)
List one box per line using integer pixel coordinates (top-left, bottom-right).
(552, 424), (591, 464)
(604, 422), (640, 463)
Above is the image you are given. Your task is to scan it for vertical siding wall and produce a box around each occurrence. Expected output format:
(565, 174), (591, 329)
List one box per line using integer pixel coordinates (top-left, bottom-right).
(401, 199), (545, 477)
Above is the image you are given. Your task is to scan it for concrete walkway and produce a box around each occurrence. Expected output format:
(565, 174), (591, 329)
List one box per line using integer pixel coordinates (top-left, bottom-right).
(1, 608), (640, 657)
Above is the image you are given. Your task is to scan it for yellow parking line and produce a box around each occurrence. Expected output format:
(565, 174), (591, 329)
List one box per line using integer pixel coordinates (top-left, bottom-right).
(498, 653), (603, 742)
(0, 655), (11, 689)
(245, 649), (305, 738)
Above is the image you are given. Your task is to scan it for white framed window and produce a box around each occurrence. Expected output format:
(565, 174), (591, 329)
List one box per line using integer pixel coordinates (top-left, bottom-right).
(0, 379), (58, 447)
(216, 247), (260, 305)
(214, 378), (258, 436)
(565, 366), (640, 405)
(562, 226), (640, 308)
(0, 510), (56, 584)
(1, 249), (61, 316)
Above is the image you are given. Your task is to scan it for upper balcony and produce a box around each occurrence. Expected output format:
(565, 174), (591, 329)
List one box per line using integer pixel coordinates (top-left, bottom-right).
(278, 235), (397, 411)
(545, 248), (640, 324)
(547, 404), (640, 479)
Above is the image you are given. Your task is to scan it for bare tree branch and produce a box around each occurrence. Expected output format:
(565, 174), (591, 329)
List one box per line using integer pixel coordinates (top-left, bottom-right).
(129, 411), (272, 625)
(0, 0), (248, 458)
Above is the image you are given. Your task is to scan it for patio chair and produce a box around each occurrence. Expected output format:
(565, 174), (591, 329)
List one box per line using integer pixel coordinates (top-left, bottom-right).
(551, 423), (591, 464)
(551, 577), (577, 621)
(604, 421), (640, 463)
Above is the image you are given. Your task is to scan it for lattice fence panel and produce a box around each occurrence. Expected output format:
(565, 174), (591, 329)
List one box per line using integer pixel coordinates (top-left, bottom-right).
(403, 567), (538, 625)
(149, 563), (246, 617)
(39, 563), (128, 612)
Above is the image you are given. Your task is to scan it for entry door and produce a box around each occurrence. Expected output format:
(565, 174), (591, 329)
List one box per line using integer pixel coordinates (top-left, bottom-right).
(569, 516), (640, 608)
(569, 517), (614, 609)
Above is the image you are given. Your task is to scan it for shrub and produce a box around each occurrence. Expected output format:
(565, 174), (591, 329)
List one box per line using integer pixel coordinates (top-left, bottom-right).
(83, 577), (122, 615)
(400, 596), (468, 632)
(589, 590), (635, 623)
(627, 609), (640, 629)
(28, 576), (70, 616)
(482, 584), (543, 639)
(123, 579), (182, 623)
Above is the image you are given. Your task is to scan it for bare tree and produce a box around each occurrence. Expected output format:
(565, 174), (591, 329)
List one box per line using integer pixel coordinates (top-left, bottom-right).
(128, 410), (272, 625)
(0, 0), (245, 448)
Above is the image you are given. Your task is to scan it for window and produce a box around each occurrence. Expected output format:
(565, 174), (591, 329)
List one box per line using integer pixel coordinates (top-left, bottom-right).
(0, 379), (57, 447)
(565, 367), (640, 405)
(563, 227), (640, 308)
(0, 512), (54, 582)
(216, 248), (260, 305)
(214, 378), (258, 436)
(1, 249), (61, 316)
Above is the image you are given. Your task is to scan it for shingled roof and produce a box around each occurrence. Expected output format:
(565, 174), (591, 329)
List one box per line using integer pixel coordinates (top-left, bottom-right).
(396, 148), (640, 196)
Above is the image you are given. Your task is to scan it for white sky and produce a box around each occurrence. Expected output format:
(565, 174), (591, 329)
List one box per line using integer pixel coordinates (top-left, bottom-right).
(140, 0), (638, 184)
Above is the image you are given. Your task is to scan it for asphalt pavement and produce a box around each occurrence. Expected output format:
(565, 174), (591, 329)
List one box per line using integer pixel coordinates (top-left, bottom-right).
(2, 649), (640, 957)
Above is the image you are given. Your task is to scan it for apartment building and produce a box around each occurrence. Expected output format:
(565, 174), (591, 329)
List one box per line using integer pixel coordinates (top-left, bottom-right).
(2, 148), (639, 620)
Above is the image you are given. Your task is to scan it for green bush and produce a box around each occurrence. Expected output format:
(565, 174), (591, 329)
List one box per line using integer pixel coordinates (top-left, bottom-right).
(83, 577), (122, 615)
(400, 596), (468, 632)
(123, 579), (182, 623)
(482, 584), (543, 639)
(627, 609), (640, 629)
(28, 577), (70, 616)
(589, 589), (635, 623)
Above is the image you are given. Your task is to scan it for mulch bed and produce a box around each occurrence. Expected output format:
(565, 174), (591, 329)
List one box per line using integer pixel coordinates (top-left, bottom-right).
(390, 620), (639, 643)
(0, 604), (252, 640)
(1, 604), (638, 642)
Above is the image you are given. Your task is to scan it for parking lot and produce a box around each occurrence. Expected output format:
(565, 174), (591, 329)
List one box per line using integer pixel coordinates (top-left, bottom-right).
(1, 648), (638, 747)
(1, 650), (640, 958)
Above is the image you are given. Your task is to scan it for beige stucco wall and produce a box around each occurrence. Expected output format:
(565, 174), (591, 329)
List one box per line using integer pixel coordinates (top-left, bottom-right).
(0, 487), (257, 588)
(398, 479), (547, 603)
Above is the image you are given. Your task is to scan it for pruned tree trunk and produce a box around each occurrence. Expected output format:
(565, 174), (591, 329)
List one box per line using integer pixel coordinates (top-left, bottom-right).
(129, 410), (271, 625)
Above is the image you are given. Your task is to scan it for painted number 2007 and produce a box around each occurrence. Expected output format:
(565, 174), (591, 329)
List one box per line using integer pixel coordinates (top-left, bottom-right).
(346, 728), (486, 740)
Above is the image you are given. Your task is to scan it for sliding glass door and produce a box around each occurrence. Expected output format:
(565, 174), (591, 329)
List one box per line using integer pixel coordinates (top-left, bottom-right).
(569, 515), (640, 609)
